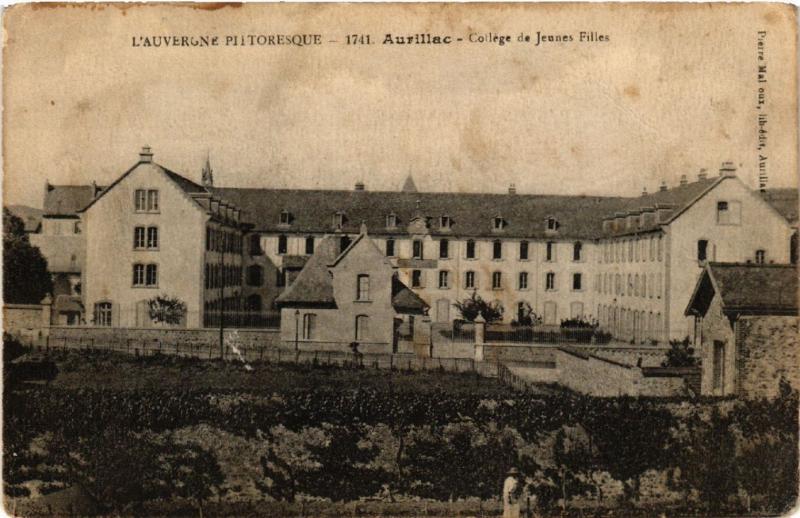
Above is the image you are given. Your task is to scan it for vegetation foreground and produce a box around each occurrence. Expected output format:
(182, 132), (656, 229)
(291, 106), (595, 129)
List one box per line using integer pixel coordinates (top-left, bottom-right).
(3, 343), (798, 517)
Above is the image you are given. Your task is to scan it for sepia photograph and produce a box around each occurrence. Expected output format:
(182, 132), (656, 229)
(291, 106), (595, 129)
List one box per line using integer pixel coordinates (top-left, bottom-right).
(2, 3), (799, 516)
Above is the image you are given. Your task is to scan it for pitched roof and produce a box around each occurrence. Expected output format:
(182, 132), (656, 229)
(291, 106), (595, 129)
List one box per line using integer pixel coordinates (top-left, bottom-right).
(29, 235), (83, 273)
(43, 185), (103, 216)
(275, 237), (340, 306)
(6, 204), (43, 232)
(686, 263), (798, 316)
(212, 187), (633, 239)
(761, 188), (798, 224)
(391, 276), (429, 314)
(401, 175), (418, 193)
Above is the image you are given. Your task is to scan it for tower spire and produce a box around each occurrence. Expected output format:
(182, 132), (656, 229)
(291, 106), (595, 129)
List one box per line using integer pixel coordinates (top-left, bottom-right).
(401, 174), (418, 193)
(202, 152), (214, 187)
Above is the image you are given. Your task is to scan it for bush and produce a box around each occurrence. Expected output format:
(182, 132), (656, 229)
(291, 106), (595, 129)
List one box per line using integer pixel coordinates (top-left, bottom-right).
(662, 337), (697, 368)
(453, 291), (504, 323)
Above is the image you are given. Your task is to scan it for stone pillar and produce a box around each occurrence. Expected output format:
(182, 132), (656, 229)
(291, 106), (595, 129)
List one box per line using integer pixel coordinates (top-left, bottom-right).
(474, 315), (485, 362)
(414, 316), (432, 357)
(39, 294), (53, 346)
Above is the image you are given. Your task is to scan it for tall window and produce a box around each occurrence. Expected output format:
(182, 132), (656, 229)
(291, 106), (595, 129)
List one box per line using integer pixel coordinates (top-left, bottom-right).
(657, 236), (663, 261)
(546, 242), (555, 261)
(649, 237), (655, 261)
(277, 235), (288, 254)
(280, 210), (291, 225)
(518, 272), (528, 290)
(519, 241), (529, 260)
(305, 236), (315, 255)
(134, 190), (147, 211)
(412, 270), (422, 288)
(572, 273), (582, 291)
(386, 238), (395, 257)
(145, 264), (158, 286)
(250, 234), (262, 256)
(355, 315), (370, 341)
(333, 212), (344, 229)
(303, 314), (316, 340)
(465, 271), (476, 289)
(147, 227), (158, 249)
(247, 265), (263, 287)
(413, 240), (424, 259)
(545, 272), (555, 291)
(466, 240), (476, 259)
(493, 216), (504, 230)
(386, 213), (397, 228)
(492, 271), (502, 289)
(357, 274), (370, 300)
(94, 302), (112, 326)
(697, 240), (708, 262)
(546, 217), (558, 231)
(439, 239), (449, 259)
(573, 242), (582, 261)
(440, 215), (452, 229)
(493, 240), (502, 260)
(134, 227), (146, 249)
(133, 264), (145, 286)
(438, 270), (449, 289)
(755, 249), (766, 264)
(627, 274), (632, 296)
(146, 190), (159, 211)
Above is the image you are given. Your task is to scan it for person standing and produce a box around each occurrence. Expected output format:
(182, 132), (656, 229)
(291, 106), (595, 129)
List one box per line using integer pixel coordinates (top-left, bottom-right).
(502, 467), (522, 518)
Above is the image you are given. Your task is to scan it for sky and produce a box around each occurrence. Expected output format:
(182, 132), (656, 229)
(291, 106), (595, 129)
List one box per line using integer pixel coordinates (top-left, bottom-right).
(3, 3), (797, 208)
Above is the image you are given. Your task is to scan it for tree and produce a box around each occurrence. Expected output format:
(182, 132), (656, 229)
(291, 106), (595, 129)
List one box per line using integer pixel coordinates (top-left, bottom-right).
(147, 295), (187, 325)
(662, 336), (697, 368)
(453, 291), (504, 323)
(3, 208), (52, 303)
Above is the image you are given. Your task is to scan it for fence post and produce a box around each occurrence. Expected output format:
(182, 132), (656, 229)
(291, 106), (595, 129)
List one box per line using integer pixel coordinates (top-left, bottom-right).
(474, 315), (486, 362)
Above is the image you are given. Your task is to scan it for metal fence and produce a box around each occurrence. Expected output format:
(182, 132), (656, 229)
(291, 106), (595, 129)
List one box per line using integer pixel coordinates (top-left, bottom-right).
(202, 310), (281, 329)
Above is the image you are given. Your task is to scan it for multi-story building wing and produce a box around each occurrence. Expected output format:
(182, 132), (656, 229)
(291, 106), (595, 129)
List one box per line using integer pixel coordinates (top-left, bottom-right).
(79, 148), (248, 328)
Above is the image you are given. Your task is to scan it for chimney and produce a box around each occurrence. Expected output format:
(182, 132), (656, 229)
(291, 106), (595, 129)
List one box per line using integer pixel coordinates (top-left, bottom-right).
(139, 146), (153, 163)
(697, 169), (708, 181)
(679, 174), (687, 186)
(354, 181), (365, 191)
(719, 161), (736, 177)
(659, 180), (668, 192)
(508, 184), (517, 195)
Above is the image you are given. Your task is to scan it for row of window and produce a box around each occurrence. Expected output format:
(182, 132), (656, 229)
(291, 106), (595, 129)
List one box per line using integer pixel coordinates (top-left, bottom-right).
(408, 270), (584, 292)
(597, 304), (663, 342)
(299, 312), (370, 342)
(134, 189), (159, 212)
(283, 211), (560, 233)
(204, 263), (242, 289)
(601, 235), (663, 264)
(245, 265), (288, 288)
(391, 239), (580, 262)
(596, 272), (663, 299)
(206, 227), (243, 254)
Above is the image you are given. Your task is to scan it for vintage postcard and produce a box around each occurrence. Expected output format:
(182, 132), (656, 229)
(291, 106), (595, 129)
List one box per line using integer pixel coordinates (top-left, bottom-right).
(2, 3), (799, 517)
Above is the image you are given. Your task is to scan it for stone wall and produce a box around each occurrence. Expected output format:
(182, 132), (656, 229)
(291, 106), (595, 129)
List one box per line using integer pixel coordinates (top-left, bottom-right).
(3, 304), (47, 345)
(736, 315), (800, 399)
(484, 343), (669, 367)
(555, 348), (643, 397)
(48, 325), (280, 349)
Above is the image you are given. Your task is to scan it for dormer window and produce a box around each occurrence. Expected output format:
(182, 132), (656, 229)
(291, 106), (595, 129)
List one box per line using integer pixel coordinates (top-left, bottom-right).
(493, 215), (505, 231)
(333, 212), (345, 230)
(440, 215), (452, 229)
(279, 210), (291, 225)
(386, 213), (398, 228)
(546, 217), (559, 232)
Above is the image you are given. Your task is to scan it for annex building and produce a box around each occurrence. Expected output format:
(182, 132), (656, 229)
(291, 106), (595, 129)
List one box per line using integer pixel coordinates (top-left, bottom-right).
(31, 147), (798, 345)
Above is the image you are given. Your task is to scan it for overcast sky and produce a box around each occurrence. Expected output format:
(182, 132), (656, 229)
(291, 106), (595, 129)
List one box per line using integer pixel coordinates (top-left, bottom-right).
(3, 3), (797, 208)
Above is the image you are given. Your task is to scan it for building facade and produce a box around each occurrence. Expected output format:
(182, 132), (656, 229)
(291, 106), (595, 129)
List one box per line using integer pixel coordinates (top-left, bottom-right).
(42, 147), (796, 345)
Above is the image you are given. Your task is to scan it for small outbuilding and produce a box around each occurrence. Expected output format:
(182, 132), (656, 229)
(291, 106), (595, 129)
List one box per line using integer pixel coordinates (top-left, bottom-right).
(276, 231), (429, 354)
(685, 262), (799, 398)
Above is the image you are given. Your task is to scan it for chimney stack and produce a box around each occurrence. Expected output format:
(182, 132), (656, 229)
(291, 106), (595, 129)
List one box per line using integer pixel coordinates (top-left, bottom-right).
(354, 181), (365, 191)
(508, 184), (517, 195)
(697, 168), (708, 181)
(139, 146), (153, 163)
(659, 180), (668, 192)
(719, 161), (736, 177)
(679, 174), (687, 186)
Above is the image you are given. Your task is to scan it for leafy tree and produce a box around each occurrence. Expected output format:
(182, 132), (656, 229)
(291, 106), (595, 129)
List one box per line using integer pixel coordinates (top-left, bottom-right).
(3, 208), (52, 303)
(547, 427), (595, 512)
(147, 294), (187, 325)
(453, 291), (504, 323)
(662, 336), (697, 368)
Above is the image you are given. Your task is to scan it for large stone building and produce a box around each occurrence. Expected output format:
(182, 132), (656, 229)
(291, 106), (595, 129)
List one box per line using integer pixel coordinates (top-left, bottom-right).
(30, 147), (798, 345)
(685, 263), (799, 398)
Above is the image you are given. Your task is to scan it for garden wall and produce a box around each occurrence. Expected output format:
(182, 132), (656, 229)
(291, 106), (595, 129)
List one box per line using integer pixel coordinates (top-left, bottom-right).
(4, 304), (47, 345)
(737, 315), (800, 398)
(48, 326), (280, 350)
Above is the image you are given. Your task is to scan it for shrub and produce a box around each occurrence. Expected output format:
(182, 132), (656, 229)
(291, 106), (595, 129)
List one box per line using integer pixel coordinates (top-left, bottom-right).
(662, 337), (697, 368)
(453, 291), (504, 323)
